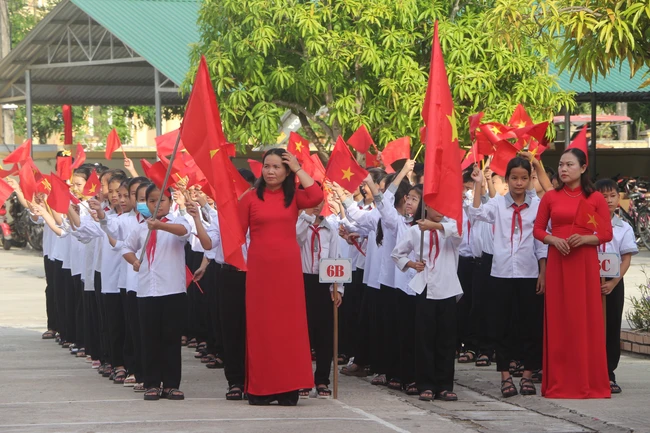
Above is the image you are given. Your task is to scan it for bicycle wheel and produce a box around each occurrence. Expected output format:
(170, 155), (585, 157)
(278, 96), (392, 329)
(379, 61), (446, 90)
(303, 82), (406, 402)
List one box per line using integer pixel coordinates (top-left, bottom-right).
(636, 208), (650, 251)
(618, 210), (642, 246)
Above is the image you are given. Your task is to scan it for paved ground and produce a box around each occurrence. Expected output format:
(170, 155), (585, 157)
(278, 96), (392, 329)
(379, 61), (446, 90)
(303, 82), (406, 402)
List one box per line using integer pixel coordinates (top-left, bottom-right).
(1, 248), (649, 433)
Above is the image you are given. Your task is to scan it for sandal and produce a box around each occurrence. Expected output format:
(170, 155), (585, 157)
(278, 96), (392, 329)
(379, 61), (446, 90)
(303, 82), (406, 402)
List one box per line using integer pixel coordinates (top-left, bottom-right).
(194, 349), (208, 359)
(144, 387), (160, 400)
(501, 377), (518, 398)
(41, 330), (56, 339)
(419, 389), (434, 402)
(161, 388), (185, 400)
(475, 354), (491, 367)
(435, 390), (458, 401)
(187, 338), (197, 348)
(113, 368), (127, 384)
(405, 382), (419, 396)
(531, 369), (542, 383)
(201, 354), (216, 364)
(76, 350), (86, 358)
(610, 381), (622, 394)
(520, 377), (536, 395)
(316, 385), (332, 399)
(299, 388), (311, 399)
(341, 363), (367, 377)
(206, 357), (225, 369)
(371, 374), (387, 386)
(103, 365), (113, 378)
(387, 378), (402, 390)
(337, 354), (349, 366)
(457, 350), (476, 363)
(180, 336), (188, 346)
(133, 383), (145, 392)
(124, 374), (136, 387)
(226, 385), (244, 401)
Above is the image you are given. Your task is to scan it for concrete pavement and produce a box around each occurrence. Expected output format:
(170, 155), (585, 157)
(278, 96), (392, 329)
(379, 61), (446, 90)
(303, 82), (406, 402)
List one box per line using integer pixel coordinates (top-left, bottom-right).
(1, 248), (649, 433)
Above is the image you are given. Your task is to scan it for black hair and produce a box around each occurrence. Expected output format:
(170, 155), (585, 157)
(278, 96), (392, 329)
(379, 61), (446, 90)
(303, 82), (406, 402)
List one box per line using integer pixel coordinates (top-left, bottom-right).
(505, 156), (532, 179)
(256, 148), (295, 208)
(555, 148), (595, 197)
(408, 184), (423, 226)
(144, 183), (172, 202)
(550, 173), (559, 184)
(72, 166), (92, 181)
(595, 178), (618, 193)
(108, 173), (127, 186)
(128, 176), (149, 191)
(135, 181), (152, 199)
(119, 179), (130, 190)
(462, 167), (474, 184)
(94, 164), (109, 176)
(413, 163), (424, 181)
(238, 168), (256, 186)
(367, 167), (386, 184)
(376, 175), (411, 246)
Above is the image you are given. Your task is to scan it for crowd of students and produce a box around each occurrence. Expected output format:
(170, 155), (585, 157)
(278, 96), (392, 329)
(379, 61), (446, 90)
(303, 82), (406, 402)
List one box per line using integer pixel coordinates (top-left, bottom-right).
(10, 146), (634, 403)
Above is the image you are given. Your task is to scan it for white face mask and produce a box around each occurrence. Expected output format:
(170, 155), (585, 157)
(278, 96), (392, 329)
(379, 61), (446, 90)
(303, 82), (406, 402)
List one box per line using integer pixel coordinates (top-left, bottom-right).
(464, 189), (474, 201)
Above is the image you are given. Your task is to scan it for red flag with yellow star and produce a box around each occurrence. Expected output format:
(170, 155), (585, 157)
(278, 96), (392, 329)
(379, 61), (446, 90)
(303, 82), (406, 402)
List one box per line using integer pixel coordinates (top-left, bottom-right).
(508, 104), (533, 129)
(82, 169), (101, 198)
(574, 199), (607, 236)
(180, 55), (247, 271)
(421, 21), (463, 234)
(347, 125), (375, 154)
(47, 173), (72, 214)
(325, 137), (368, 192)
(35, 172), (52, 196)
(18, 160), (37, 202)
(567, 127), (589, 166)
(287, 132), (310, 161)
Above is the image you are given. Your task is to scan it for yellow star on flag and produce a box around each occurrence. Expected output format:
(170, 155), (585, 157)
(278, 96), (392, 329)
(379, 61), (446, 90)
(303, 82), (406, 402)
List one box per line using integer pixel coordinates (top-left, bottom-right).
(61, 150), (72, 157)
(341, 167), (354, 181)
(529, 147), (538, 157)
(295, 140), (304, 153)
(587, 214), (599, 228)
(210, 148), (220, 158)
(490, 126), (501, 136)
(447, 111), (458, 142)
(517, 121), (527, 128)
(88, 184), (97, 194)
(41, 178), (51, 191)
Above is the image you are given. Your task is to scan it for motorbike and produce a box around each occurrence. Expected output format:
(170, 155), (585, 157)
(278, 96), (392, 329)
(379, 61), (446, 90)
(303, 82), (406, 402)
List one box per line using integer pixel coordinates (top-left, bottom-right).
(0, 193), (43, 251)
(0, 202), (13, 250)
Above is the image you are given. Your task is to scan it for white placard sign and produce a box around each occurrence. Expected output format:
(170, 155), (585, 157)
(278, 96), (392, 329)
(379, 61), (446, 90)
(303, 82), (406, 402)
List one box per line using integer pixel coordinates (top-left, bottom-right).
(319, 258), (352, 284)
(598, 252), (620, 278)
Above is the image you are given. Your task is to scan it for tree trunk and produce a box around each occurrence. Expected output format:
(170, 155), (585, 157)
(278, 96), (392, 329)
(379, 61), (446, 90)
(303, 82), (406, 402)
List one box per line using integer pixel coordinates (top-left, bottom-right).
(298, 111), (329, 161)
(0, 0), (15, 145)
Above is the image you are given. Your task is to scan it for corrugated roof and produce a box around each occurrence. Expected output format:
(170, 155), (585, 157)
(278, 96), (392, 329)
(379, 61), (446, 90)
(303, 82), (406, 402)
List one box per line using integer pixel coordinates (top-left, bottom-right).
(71, 0), (200, 86)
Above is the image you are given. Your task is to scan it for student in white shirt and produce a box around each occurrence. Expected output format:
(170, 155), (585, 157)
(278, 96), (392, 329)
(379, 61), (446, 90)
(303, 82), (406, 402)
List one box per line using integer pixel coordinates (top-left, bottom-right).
(296, 198), (343, 399)
(595, 179), (638, 394)
(392, 205), (462, 402)
(122, 184), (191, 401)
(469, 157), (547, 398)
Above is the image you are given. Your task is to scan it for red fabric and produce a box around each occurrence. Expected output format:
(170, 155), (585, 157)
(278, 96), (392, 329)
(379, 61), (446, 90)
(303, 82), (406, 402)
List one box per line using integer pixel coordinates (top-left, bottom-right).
(475, 130), (496, 156)
(468, 112), (484, 141)
(62, 105), (73, 145)
(56, 156), (72, 180)
(490, 140), (519, 177)
(508, 104), (533, 128)
(534, 187), (612, 398)
(421, 21), (463, 235)
(364, 151), (380, 169)
(47, 173), (71, 213)
(71, 143), (86, 170)
(510, 203), (528, 250)
(325, 136), (368, 192)
(567, 127), (589, 165)
(309, 225), (322, 266)
(18, 160), (37, 201)
(461, 144), (483, 170)
(146, 217), (169, 266)
(528, 140), (548, 160)
(428, 230), (439, 267)
(381, 137), (411, 173)
(238, 183), (323, 396)
(105, 128), (123, 160)
(310, 154), (326, 184)
(478, 122), (516, 144)
(287, 132), (310, 161)
(3, 139), (32, 165)
(155, 128), (185, 157)
(347, 125), (374, 154)
(247, 159), (262, 179)
(82, 170), (101, 197)
(181, 55), (247, 271)
(0, 164), (19, 178)
(35, 172), (51, 195)
(0, 177), (13, 205)
(574, 198), (607, 235)
(141, 160), (168, 191)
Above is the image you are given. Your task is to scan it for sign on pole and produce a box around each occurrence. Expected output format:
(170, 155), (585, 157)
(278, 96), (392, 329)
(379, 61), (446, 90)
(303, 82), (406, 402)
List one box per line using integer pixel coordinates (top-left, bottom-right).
(598, 252), (620, 278)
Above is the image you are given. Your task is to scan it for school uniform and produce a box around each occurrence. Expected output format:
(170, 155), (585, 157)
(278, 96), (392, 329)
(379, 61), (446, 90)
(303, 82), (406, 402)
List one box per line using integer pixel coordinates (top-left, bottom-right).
(297, 212), (343, 387)
(469, 212), (495, 358)
(467, 193), (548, 373)
(392, 220), (463, 394)
(123, 214), (191, 390)
(69, 226), (86, 350)
(457, 197), (478, 356)
(39, 222), (58, 333)
(599, 215), (638, 382)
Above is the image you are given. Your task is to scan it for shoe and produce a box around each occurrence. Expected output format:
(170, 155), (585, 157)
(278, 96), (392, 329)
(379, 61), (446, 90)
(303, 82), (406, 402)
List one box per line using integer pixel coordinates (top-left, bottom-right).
(91, 360), (101, 369)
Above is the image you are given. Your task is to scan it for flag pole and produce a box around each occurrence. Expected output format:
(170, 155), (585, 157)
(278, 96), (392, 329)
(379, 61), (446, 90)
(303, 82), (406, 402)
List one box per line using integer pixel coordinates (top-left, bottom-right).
(413, 145), (424, 161)
(333, 282), (339, 399)
(419, 195), (426, 262)
(137, 132), (183, 264)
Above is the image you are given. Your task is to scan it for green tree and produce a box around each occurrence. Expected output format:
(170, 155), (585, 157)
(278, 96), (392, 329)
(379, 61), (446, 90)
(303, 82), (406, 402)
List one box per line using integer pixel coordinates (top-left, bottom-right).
(190, 0), (575, 154)
(13, 105), (86, 144)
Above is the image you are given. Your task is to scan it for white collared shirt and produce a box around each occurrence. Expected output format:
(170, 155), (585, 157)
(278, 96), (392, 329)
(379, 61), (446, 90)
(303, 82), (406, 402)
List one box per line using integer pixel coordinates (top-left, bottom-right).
(101, 210), (146, 292)
(467, 193), (547, 278)
(122, 214), (191, 298)
(599, 215), (638, 256)
(392, 220), (463, 300)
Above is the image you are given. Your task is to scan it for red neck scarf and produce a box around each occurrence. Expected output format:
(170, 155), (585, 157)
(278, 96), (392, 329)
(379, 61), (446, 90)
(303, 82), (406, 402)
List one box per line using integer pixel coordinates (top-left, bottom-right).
(510, 203), (528, 249)
(309, 225), (322, 267)
(146, 217), (169, 266)
(429, 230), (440, 268)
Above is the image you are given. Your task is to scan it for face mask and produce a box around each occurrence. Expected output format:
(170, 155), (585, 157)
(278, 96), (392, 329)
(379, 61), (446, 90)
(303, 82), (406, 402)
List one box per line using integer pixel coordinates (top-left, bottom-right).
(464, 189), (474, 201)
(136, 202), (152, 218)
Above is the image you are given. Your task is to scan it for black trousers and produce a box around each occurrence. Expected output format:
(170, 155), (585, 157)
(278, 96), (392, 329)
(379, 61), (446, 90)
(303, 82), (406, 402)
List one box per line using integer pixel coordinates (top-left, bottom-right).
(53, 260), (66, 341)
(83, 290), (99, 360)
(73, 275), (84, 347)
(379, 285), (400, 379)
(94, 272), (110, 364)
(44, 257), (57, 332)
(456, 255), (477, 353)
(353, 284), (379, 369)
(104, 291), (126, 367)
(219, 268), (247, 387)
(470, 253), (495, 356)
(204, 261), (223, 356)
(124, 291), (143, 382)
(488, 277), (543, 372)
(63, 268), (77, 345)
(606, 279), (625, 382)
(122, 290), (135, 375)
(415, 290), (457, 393)
(304, 274), (334, 386)
(185, 248), (208, 343)
(397, 290), (417, 385)
(139, 293), (187, 389)
(339, 269), (364, 358)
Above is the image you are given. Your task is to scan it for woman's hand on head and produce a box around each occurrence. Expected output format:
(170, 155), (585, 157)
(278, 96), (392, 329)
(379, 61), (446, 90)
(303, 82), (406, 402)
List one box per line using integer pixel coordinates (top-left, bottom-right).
(282, 152), (301, 173)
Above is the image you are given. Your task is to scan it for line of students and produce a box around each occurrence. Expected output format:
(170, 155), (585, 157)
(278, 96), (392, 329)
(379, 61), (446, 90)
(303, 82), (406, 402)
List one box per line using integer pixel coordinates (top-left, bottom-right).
(21, 148), (633, 403)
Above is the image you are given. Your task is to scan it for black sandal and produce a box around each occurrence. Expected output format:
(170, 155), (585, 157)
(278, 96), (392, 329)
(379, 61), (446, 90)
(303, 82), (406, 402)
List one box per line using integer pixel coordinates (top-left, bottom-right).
(435, 390), (458, 401)
(371, 374), (387, 386)
(458, 350), (476, 363)
(206, 357), (225, 369)
(41, 330), (56, 339)
(520, 377), (536, 395)
(298, 388), (311, 399)
(161, 388), (185, 400)
(531, 369), (542, 383)
(475, 354), (491, 367)
(113, 368), (127, 384)
(187, 338), (197, 348)
(501, 377), (518, 398)
(144, 387), (161, 401)
(387, 378), (402, 390)
(337, 354), (349, 366)
(316, 386), (332, 399)
(610, 381), (622, 394)
(509, 361), (524, 377)
(405, 382), (419, 396)
(226, 385), (244, 400)
(419, 389), (434, 402)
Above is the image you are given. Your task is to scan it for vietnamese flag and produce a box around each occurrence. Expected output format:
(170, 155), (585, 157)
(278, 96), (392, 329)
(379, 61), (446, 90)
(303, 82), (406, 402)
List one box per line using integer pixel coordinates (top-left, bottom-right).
(3, 139), (32, 165)
(574, 199), (609, 235)
(0, 164), (19, 178)
(247, 159), (263, 179)
(0, 177), (14, 206)
(381, 137), (411, 173)
(47, 173), (71, 213)
(56, 156), (72, 180)
(287, 132), (311, 161)
(347, 125), (375, 154)
(508, 104), (533, 129)
(180, 55), (247, 271)
(478, 122), (516, 145)
(18, 161), (37, 201)
(310, 154), (327, 184)
(35, 172), (52, 196)
(71, 143), (86, 170)
(155, 129), (185, 157)
(468, 112), (484, 141)
(528, 140), (548, 160)
(365, 151), (381, 169)
(325, 137), (368, 192)
(82, 169), (101, 197)
(105, 128), (123, 160)
(475, 129), (496, 156)
(461, 144), (483, 171)
(141, 160), (168, 190)
(490, 140), (520, 177)
(567, 127), (589, 165)
(421, 21), (463, 234)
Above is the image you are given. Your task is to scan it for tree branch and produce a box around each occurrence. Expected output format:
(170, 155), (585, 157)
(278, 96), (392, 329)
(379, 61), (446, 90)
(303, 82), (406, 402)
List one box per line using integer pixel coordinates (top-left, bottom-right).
(272, 99), (335, 141)
(297, 111), (329, 160)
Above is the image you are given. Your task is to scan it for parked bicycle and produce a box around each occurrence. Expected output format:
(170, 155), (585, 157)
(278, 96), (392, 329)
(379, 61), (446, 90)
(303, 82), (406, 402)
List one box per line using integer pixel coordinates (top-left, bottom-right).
(616, 177), (650, 250)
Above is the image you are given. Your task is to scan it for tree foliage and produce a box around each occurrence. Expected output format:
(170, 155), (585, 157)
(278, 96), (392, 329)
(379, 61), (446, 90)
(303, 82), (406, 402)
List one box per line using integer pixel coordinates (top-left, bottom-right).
(191, 0), (576, 152)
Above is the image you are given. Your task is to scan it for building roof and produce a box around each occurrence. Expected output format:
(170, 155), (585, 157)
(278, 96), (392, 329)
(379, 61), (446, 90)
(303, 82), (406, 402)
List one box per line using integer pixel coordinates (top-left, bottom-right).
(0, 0), (200, 106)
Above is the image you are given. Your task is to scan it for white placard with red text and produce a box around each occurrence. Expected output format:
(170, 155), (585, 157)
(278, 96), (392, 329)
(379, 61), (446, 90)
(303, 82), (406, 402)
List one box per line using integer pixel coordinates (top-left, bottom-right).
(598, 252), (620, 278)
(319, 258), (352, 284)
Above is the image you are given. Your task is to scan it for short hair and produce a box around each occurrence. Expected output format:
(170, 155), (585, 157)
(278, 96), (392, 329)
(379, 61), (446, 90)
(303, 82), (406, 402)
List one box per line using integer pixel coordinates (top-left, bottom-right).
(595, 179), (618, 193)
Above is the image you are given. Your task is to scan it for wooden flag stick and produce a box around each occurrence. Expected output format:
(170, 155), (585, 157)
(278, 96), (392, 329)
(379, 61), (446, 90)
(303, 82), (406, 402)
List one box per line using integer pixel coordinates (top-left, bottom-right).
(121, 146), (128, 160)
(413, 145), (424, 161)
(333, 282), (339, 399)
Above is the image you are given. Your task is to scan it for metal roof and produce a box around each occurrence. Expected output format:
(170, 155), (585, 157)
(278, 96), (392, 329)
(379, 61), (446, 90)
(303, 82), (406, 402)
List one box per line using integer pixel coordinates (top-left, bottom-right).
(0, 0), (200, 106)
(552, 62), (650, 103)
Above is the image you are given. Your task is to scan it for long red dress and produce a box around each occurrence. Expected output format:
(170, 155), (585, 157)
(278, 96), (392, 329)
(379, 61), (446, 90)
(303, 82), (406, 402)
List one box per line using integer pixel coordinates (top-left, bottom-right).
(238, 183), (323, 396)
(533, 185), (613, 399)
